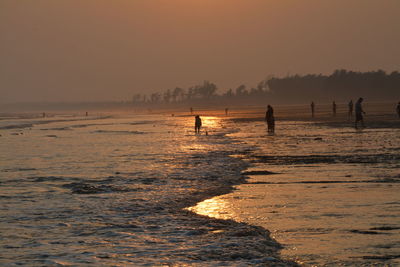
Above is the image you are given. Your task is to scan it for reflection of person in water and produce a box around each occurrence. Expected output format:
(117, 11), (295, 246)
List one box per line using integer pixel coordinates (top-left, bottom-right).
(265, 105), (275, 133)
(332, 101), (337, 117)
(355, 97), (366, 129)
(311, 101), (315, 118)
(348, 100), (353, 118)
(195, 115), (202, 134)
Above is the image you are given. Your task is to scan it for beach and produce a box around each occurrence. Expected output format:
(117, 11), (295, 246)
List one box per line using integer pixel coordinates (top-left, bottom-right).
(1, 103), (399, 266)
(192, 103), (400, 266)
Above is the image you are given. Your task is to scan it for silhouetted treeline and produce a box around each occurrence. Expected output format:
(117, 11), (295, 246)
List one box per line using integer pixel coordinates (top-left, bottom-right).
(132, 70), (400, 106)
(268, 69), (400, 103)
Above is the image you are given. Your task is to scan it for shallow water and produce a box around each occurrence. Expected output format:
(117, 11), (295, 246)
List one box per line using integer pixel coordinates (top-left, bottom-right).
(0, 112), (292, 266)
(191, 116), (400, 266)
(2, 107), (399, 266)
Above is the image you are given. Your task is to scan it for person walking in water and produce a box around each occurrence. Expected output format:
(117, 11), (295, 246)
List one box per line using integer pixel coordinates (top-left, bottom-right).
(195, 115), (202, 134)
(396, 102), (400, 118)
(311, 101), (315, 118)
(355, 97), (366, 129)
(332, 101), (337, 117)
(348, 100), (353, 118)
(265, 105), (275, 133)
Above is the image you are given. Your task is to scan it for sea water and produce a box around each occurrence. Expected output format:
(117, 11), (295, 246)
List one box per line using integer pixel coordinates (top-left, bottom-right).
(1, 107), (399, 266)
(0, 112), (292, 266)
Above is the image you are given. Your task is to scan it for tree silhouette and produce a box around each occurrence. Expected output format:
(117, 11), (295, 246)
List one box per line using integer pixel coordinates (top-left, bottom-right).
(131, 69), (399, 106)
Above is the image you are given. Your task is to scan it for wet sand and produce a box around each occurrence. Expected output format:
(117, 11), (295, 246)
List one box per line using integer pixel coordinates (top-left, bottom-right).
(190, 102), (400, 266)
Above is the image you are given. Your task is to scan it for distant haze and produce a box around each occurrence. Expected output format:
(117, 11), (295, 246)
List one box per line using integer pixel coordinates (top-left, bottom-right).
(1, 0), (399, 103)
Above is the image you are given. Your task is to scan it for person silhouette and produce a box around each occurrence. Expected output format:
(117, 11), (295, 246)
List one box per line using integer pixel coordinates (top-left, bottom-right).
(265, 105), (275, 133)
(348, 100), (353, 118)
(195, 115), (202, 134)
(190, 107), (193, 115)
(396, 102), (400, 118)
(332, 101), (337, 117)
(355, 97), (366, 129)
(310, 101), (315, 118)
(225, 108), (229, 116)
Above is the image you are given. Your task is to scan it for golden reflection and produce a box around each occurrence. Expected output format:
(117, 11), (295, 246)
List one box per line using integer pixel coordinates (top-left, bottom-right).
(179, 116), (222, 152)
(187, 197), (235, 220)
(183, 116), (221, 130)
(200, 116), (219, 129)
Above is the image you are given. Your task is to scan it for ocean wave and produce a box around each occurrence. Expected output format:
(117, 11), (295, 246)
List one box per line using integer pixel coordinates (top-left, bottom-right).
(91, 130), (146, 135)
(2, 168), (37, 172)
(62, 182), (143, 194)
(253, 153), (400, 165)
(0, 116), (111, 130)
(0, 123), (33, 130)
(40, 127), (72, 131)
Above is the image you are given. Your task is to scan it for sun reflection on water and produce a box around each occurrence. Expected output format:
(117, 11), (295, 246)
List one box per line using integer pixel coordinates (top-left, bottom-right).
(200, 116), (220, 129)
(179, 116), (223, 153)
(187, 197), (235, 221)
(183, 116), (221, 130)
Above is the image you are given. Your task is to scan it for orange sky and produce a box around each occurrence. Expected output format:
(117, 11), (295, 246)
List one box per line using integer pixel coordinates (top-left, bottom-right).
(1, 0), (399, 103)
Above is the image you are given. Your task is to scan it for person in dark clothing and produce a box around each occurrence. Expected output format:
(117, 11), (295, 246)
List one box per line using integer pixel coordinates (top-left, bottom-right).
(225, 108), (229, 116)
(195, 115), (202, 134)
(355, 97), (366, 129)
(311, 101), (315, 118)
(396, 102), (400, 118)
(265, 105), (275, 133)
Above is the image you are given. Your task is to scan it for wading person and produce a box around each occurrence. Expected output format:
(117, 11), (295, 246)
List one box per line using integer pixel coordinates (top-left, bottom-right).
(195, 115), (202, 134)
(265, 105), (275, 133)
(397, 102), (400, 118)
(355, 97), (366, 129)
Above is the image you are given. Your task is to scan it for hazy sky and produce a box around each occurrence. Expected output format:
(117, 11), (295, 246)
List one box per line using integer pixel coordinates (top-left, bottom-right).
(1, 0), (399, 103)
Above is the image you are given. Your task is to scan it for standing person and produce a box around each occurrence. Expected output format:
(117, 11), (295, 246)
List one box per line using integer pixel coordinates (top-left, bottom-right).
(190, 107), (193, 115)
(195, 115), (202, 134)
(348, 100), (353, 118)
(265, 105), (275, 133)
(396, 102), (400, 118)
(332, 101), (337, 117)
(355, 97), (366, 129)
(311, 101), (315, 118)
(225, 108), (229, 116)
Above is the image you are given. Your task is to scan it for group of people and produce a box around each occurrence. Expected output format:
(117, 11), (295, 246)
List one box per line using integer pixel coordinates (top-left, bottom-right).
(266, 98), (399, 132)
(312, 98), (399, 128)
(312, 98), (367, 128)
(193, 99), (399, 134)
